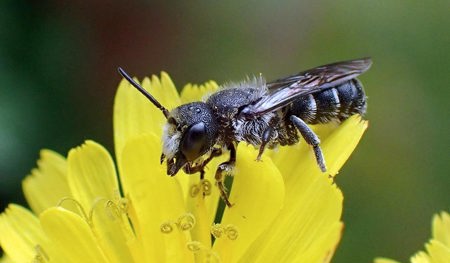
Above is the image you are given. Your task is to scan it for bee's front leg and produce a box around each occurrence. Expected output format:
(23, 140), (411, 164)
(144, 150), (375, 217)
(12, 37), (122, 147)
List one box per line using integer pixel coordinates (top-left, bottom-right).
(215, 143), (236, 207)
(183, 148), (222, 179)
(183, 148), (223, 198)
(256, 127), (274, 161)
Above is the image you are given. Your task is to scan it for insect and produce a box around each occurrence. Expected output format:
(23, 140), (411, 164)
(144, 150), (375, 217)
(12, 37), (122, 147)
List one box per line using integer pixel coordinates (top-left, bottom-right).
(118, 57), (371, 207)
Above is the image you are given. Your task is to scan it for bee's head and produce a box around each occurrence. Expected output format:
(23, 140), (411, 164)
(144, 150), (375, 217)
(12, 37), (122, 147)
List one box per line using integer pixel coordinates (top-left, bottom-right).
(163, 102), (218, 175)
(117, 68), (218, 176)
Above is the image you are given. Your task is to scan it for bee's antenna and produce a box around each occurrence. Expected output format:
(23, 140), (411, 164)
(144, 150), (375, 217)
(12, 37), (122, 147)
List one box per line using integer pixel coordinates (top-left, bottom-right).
(118, 67), (170, 119)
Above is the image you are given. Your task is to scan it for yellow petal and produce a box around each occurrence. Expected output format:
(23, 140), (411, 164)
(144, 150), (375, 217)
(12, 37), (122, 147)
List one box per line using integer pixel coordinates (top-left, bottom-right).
(238, 116), (367, 262)
(202, 155), (228, 222)
(411, 240), (450, 263)
(213, 145), (285, 263)
(410, 212), (450, 263)
(114, 73), (180, 171)
(180, 81), (219, 104)
(155, 72), (182, 110)
(0, 255), (14, 263)
(181, 152), (229, 263)
(22, 150), (71, 214)
(374, 258), (402, 263)
(432, 212), (450, 247)
(270, 115), (368, 178)
(239, 168), (343, 262)
(114, 77), (152, 168)
(299, 222), (343, 263)
(140, 76), (170, 133)
(318, 115), (368, 176)
(89, 199), (135, 263)
(121, 134), (194, 262)
(40, 207), (109, 263)
(0, 205), (48, 263)
(376, 212), (450, 263)
(67, 140), (119, 212)
(66, 141), (134, 262)
(411, 251), (431, 263)
(185, 185), (212, 250)
(184, 152), (228, 231)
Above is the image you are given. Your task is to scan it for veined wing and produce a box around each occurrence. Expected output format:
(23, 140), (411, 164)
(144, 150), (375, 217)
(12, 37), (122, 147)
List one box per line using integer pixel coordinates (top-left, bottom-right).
(239, 57), (372, 118)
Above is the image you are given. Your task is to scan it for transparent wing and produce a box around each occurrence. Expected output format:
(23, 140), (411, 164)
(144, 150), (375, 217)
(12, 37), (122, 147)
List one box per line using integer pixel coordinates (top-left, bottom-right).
(239, 57), (372, 118)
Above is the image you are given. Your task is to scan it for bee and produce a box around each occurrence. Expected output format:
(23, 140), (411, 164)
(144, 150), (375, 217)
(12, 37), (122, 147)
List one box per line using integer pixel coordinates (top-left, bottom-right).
(118, 58), (371, 207)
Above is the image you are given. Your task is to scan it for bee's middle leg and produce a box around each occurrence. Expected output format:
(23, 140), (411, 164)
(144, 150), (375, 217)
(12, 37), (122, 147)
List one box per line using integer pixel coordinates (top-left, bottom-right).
(215, 143), (236, 207)
(289, 115), (327, 172)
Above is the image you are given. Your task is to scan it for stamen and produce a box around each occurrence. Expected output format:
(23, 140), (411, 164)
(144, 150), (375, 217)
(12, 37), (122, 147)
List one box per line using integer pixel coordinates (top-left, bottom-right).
(161, 213), (196, 234)
(88, 197), (112, 224)
(107, 198), (129, 219)
(111, 190), (129, 214)
(224, 225), (239, 240)
(105, 200), (122, 220)
(160, 221), (175, 234)
(210, 223), (224, 239)
(201, 180), (212, 196)
(190, 184), (201, 197)
(177, 213), (196, 231)
(186, 241), (204, 252)
(116, 196), (129, 213)
(33, 245), (49, 263)
(190, 180), (213, 197)
(88, 195), (129, 221)
(56, 197), (89, 222)
(210, 224), (239, 240)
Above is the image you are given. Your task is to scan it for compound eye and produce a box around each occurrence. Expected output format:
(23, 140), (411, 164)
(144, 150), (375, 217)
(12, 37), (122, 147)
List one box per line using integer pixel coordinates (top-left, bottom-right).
(181, 122), (207, 161)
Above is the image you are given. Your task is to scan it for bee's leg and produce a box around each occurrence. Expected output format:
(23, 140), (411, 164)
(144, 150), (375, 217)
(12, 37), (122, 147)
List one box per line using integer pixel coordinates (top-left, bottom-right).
(215, 144), (236, 207)
(199, 148), (222, 180)
(199, 170), (205, 180)
(183, 148), (223, 178)
(256, 127), (274, 161)
(183, 148), (223, 198)
(289, 115), (327, 172)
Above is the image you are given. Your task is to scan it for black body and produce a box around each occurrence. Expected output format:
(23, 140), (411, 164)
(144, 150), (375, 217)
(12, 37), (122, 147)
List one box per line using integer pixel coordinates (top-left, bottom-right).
(288, 78), (366, 124)
(118, 57), (371, 207)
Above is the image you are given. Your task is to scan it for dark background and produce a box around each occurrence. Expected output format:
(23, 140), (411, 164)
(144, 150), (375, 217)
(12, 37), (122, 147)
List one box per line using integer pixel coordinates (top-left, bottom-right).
(1, 1), (448, 262)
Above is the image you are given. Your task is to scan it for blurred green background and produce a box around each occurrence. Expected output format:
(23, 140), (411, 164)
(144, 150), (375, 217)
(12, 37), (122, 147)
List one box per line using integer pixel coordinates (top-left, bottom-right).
(0, 0), (448, 262)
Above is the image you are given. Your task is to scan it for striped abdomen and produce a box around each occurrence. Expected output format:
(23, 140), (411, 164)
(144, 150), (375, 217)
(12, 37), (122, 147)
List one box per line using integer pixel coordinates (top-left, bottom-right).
(288, 79), (366, 124)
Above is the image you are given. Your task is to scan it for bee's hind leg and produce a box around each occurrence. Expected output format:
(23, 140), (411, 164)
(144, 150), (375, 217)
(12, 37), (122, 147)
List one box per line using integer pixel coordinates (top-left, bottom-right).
(215, 143), (236, 207)
(289, 115), (327, 172)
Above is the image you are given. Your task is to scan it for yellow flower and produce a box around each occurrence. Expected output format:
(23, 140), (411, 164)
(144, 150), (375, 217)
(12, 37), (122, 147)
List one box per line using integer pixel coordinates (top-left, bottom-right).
(375, 212), (450, 263)
(0, 72), (367, 262)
